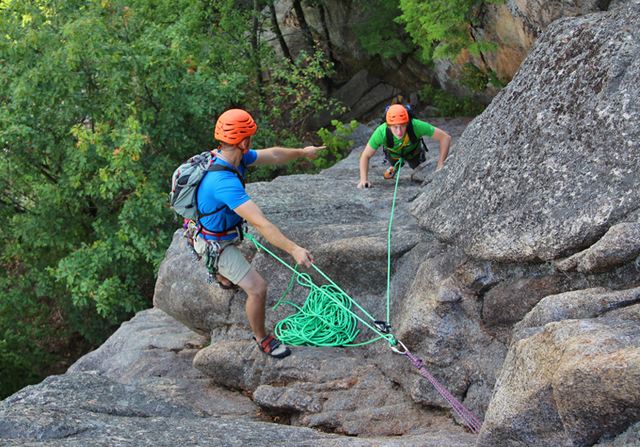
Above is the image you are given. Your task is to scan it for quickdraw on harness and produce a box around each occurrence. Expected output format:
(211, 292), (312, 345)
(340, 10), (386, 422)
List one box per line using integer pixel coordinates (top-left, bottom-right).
(183, 220), (219, 283)
(246, 158), (483, 434)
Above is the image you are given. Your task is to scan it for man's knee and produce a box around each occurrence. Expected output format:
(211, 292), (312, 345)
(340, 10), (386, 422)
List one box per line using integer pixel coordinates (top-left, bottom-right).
(239, 269), (267, 297)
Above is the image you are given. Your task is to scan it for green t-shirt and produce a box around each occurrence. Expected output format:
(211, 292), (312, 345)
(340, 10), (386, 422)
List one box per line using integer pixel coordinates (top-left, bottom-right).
(367, 118), (435, 158)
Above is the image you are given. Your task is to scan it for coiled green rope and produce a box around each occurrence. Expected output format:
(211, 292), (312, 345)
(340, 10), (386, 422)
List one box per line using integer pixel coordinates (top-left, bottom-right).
(273, 280), (360, 346)
(246, 158), (405, 348)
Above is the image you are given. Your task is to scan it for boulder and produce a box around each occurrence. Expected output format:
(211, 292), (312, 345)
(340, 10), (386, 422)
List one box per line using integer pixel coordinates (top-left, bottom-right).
(478, 299), (640, 446)
(413, 3), (640, 262)
(1, 372), (447, 447)
(0, 307), (476, 447)
(555, 222), (640, 273)
(68, 308), (259, 418)
(513, 286), (640, 340)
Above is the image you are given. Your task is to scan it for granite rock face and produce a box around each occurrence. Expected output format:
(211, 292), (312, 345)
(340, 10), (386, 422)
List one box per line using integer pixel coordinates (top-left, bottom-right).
(0, 308), (477, 447)
(478, 298), (640, 447)
(413, 3), (640, 262)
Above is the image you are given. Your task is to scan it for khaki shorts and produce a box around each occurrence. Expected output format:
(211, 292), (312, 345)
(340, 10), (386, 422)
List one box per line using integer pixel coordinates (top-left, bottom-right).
(193, 237), (252, 285)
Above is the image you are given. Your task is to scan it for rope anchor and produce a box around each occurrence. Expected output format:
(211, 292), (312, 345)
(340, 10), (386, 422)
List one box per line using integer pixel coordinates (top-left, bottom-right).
(391, 340), (482, 434)
(374, 320), (392, 334)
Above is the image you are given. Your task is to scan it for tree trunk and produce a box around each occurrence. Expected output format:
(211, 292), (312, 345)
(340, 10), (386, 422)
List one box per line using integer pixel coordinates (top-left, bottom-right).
(292, 0), (315, 52)
(317, 3), (336, 89)
(292, 0), (333, 92)
(268, 1), (294, 63)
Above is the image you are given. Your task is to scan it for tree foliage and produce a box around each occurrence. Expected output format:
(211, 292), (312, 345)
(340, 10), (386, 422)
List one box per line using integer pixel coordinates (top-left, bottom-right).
(398, 0), (502, 62)
(0, 0), (340, 398)
(353, 0), (413, 59)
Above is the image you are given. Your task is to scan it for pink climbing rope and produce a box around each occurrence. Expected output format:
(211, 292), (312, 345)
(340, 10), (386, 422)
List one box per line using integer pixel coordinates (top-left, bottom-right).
(395, 343), (483, 434)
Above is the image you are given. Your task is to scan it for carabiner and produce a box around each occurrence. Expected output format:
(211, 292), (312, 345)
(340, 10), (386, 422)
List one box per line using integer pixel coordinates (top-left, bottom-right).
(390, 339), (407, 355)
(374, 320), (392, 334)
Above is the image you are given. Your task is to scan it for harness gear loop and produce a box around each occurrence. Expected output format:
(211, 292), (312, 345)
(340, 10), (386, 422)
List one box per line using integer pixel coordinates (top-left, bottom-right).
(183, 218), (241, 284)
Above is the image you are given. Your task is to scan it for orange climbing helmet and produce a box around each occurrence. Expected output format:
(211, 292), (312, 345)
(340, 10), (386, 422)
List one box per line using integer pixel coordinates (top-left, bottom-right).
(214, 109), (257, 145)
(385, 104), (410, 125)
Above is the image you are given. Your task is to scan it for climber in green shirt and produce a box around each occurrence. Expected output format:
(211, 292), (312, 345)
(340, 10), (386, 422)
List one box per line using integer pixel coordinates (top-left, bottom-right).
(357, 104), (451, 188)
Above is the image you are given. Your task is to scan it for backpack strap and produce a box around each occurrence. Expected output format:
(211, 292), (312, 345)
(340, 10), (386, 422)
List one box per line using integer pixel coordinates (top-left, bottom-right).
(208, 162), (246, 187)
(406, 119), (418, 145)
(385, 127), (394, 149)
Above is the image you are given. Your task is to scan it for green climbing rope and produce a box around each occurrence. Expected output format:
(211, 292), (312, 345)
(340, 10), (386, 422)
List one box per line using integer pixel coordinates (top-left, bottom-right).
(273, 281), (360, 346)
(245, 157), (405, 348)
(386, 158), (404, 323)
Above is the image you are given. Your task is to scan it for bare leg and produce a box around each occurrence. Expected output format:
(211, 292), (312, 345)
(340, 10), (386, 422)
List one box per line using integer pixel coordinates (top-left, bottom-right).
(215, 273), (235, 288)
(237, 267), (268, 340)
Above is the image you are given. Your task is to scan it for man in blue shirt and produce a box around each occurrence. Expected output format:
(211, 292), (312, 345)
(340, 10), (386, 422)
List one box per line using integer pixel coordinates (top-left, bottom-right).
(194, 108), (324, 359)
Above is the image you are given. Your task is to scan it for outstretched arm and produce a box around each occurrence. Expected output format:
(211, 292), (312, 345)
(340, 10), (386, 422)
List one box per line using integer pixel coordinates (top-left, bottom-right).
(357, 144), (376, 189)
(432, 128), (451, 171)
(234, 199), (313, 267)
(253, 146), (326, 166)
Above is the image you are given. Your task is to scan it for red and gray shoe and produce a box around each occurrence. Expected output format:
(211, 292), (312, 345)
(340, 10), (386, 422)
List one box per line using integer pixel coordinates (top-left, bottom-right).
(255, 335), (291, 359)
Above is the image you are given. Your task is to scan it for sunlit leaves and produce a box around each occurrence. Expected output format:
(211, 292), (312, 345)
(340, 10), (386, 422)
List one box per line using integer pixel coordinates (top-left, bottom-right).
(398, 0), (503, 62)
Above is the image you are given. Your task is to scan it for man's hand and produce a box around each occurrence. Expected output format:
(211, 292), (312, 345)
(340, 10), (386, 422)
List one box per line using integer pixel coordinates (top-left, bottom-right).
(291, 245), (314, 268)
(357, 180), (372, 189)
(302, 145), (326, 160)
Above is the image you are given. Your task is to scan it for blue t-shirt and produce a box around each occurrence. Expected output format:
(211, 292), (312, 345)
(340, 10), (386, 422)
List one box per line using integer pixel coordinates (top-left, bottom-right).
(197, 149), (258, 240)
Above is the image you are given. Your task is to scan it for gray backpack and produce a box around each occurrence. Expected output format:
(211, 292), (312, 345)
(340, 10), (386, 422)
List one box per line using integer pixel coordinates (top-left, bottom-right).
(169, 151), (244, 221)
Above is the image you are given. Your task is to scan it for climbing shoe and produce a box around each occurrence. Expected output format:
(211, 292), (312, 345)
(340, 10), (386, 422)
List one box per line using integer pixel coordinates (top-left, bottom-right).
(383, 166), (396, 180)
(255, 335), (291, 359)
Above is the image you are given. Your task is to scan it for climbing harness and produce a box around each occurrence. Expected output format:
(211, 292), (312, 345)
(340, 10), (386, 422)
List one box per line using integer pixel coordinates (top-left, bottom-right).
(242, 157), (482, 434)
(183, 219), (242, 286)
